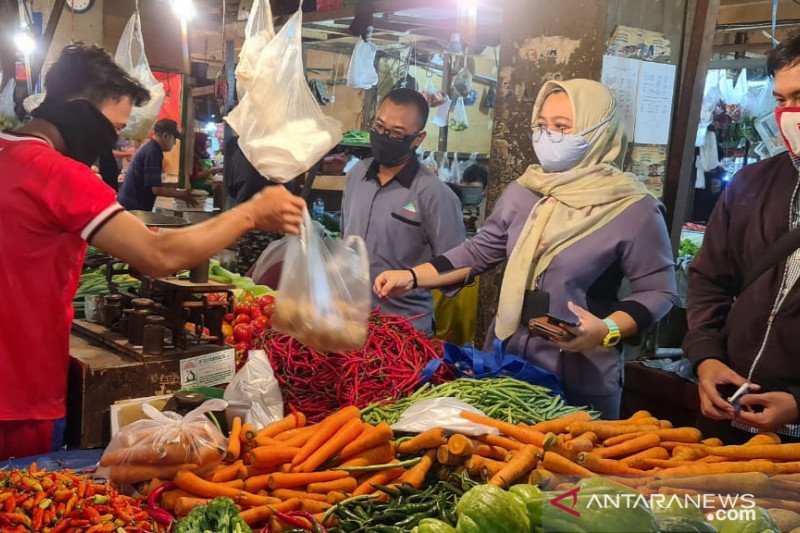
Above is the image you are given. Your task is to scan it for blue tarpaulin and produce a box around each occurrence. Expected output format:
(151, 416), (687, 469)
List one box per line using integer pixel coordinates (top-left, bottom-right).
(3, 449), (103, 472)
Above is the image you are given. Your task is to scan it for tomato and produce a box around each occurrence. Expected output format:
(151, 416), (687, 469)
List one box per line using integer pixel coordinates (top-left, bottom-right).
(251, 307), (264, 321)
(224, 335), (235, 345)
(251, 316), (269, 331)
(241, 291), (255, 303)
(234, 341), (248, 354)
(224, 313), (235, 323)
(234, 323), (254, 344)
(234, 303), (252, 316)
(258, 295), (276, 316)
(233, 313), (251, 326)
(221, 323), (234, 337)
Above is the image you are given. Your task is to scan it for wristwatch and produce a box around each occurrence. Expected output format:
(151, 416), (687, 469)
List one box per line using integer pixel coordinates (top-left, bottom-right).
(602, 318), (621, 348)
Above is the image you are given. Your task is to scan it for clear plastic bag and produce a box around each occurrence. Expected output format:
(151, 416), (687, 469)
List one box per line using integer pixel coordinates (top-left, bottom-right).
(449, 97), (469, 131)
(97, 399), (227, 486)
(225, 8), (342, 182)
(272, 211), (371, 352)
(422, 76), (448, 108)
(437, 153), (451, 182)
(223, 350), (283, 429)
(236, 0), (275, 100)
(0, 77), (15, 122)
(346, 37), (378, 89)
(114, 11), (165, 142)
(449, 152), (463, 183)
(451, 63), (473, 98)
(390, 398), (500, 436)
(420, 151), (438, 174)
(250, 238), (290, 288)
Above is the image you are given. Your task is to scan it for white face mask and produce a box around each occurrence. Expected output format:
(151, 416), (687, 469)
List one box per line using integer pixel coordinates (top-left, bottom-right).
(532, 116), (612, 173)
(777, 107), (800, 156)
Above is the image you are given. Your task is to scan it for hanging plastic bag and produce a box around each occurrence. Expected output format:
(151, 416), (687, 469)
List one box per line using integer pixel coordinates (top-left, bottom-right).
(391, 398), (500, 436)
(0, 78), (16, 125)
(451, 62), (473, 97)
(114, 11), (165, 141)
(421, 151), (438, 174)
(431, 95), (452, 127)
(272, 211), (371, 352)
(449, 152), (464, 184)
(449, 96), (469, 131)
(97, 399), (227, 486)
(236, 0), (275, 99)
(437, 153), (451, 182)
(226, 9), (342, 182)
(421, 75), (447, 108)
(223, 350), (283, 429)
(250, 237), (290, 288)
(347, 37), (378, 90)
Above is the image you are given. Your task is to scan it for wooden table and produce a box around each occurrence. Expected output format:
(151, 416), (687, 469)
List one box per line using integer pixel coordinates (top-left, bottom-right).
(622, 361), (700, 426)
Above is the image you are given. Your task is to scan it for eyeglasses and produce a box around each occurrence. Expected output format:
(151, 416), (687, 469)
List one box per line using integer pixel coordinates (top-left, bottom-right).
(369, 121), (420, 142)
(531, 125), (569, 143)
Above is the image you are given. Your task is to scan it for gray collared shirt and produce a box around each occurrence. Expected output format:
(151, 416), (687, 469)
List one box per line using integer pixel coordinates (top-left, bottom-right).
(342, 157), (466, 333)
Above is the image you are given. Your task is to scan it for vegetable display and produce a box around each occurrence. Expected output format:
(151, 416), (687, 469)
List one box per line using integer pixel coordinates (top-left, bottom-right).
(174, 497), (252, 533)
(0, 466), (165, 532)
(361, 378), (595, 426)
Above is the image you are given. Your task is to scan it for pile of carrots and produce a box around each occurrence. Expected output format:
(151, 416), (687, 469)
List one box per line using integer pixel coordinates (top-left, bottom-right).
(148, 407), (437, 531)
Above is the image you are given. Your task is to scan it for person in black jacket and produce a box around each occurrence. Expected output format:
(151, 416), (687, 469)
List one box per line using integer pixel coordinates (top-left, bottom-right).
(684, 33), (800, 442)
(225, 136), (276, 204)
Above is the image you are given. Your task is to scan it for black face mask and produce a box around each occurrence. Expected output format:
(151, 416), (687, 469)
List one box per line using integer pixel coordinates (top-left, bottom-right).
(31, 99), (118, 166)
(370, 131), (419, 167)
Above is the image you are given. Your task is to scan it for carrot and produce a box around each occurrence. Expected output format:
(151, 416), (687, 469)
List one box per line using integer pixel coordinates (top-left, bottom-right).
(620, 447), (669, 470)
(339, 422), (393, 460)
(698, 455), (727, 463)
(776, 461), (800, 474)
(672, 446), (707, 461)
(174, 497), (212, 516)
(480, 460), (506, 480)
(659, 420), (673, 429)
(465, 455), (505, 478)
(566, 432), (598, 453)
(629, 410), (653, 420)
(274, 428), (303, 441)
(246, 446), (301, 469)
(436, 446), (464, 466)
(594, 433), (661, 459)
(307, 477), (358, 494)
(258, 413), (307, 440)
(644, 458), (717, 469)
(396, 428), (448, 454)
(227, 417), (243, 462)
(459, 411), (545, 447)
(296, 418), (364, 473)
(567, 422), (660, 440)
(174, 470), (274, 507)
(246, 465), (276, 478)
(271, 489), (327, 502)
(353, 461), (404, 496)
(753, 498), (800, 514)
(652, 459), (779, 477)
(267, 470), (349, 491)
(542, 433), (579, 462)
(292, 406), (361, 467)
(745, 433), (782, 446)
(603, 432), (647, 447)
(271, 498), (302, 513)
(447, 435), (507, 460)
(338, 442), (395, 468)
(326, 491), (348, 505)
(702, 438), (723, 447)
(476, 434), (525, 451)
(654, 428), (703, 443)
(220, 479), (246, 490)
(583, 417), (660, 427)
(161, 489), (193, 511)
(244, 474), (274, 493)
(210, 460), (246, 483)
(704, 444), (800, 461)
(659, 441), (707, 451)
(254, 436), (282, 447)
(276, 426), (318, 447)
(647, 472), (773, 496)
(773, 473), (800, 482)
(771, 479), (800, 492)
(530, 412), (592, 434)
(239, 506), (273, 527)
(108, 463), (199, 485)
(528, 468), (566, 489)
(541, 451), (595, 477)
(490, 445), (539, 488)
(577, 452), (646, 476)
(298, 499), (331, 514)
(396, 449), (436, 489)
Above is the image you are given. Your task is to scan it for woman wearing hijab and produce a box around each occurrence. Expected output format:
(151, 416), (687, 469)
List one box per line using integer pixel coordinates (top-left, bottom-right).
(374, 79), (677, 419)
(190, 131), (221, 192)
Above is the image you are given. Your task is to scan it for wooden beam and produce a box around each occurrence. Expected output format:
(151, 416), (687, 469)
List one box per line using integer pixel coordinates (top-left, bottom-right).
(30, 0), (66, 89)
(191, 85), (215, 96)
(663, 0), (722, 253)
(708, 56), (767, 68)
(716, 18), (800, 32)
(711, 42), (771, 52)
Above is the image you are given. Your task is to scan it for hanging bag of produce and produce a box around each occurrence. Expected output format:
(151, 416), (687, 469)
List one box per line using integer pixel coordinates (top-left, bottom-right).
(114, 10), (165, 142)
(451, 61), (474, 98)
(422, 75), (447, 108)
(236, 0), (275, 99)
(226, 4), (342, 182)
(272, 210), (371, 352)
(449, 96), (469, 132)
(346, 36), (379, 89)
(96, 399), (228, 487)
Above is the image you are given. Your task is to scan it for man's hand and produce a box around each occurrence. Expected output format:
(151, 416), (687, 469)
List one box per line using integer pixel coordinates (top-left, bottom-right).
(696, 359), (756, 420)
(374, 270), (415, 299)
(244, 186), (305, 234)
(180, 189), (200, 208)
(737, 392), (799, 431)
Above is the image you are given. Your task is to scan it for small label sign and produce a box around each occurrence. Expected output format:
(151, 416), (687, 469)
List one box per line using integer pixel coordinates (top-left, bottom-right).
(179, 348), (236, 388)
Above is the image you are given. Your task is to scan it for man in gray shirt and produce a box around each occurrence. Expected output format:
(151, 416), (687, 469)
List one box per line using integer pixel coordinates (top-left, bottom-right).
(342, 89), (465, 334)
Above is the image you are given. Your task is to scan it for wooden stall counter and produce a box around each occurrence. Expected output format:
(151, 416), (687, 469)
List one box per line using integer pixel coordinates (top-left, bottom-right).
(622, 360), (700, 427)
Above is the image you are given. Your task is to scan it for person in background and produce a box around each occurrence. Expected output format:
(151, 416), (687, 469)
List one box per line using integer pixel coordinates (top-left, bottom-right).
(342, 88), (466, 335)
(0, 43), (306, 460)
(225, 135), (276, 204)
(97, 137), (136, 191)
(190, 131), (222, 193)
(118, 118), (198, 211)
(460, 163), (488, 190)
(375, 80), (676, 419)
(685, 33), (800, 442)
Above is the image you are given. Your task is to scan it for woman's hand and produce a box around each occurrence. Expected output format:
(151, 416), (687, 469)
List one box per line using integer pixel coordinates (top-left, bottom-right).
(552, 302), (607, 353)
(374, 270), (415, 299)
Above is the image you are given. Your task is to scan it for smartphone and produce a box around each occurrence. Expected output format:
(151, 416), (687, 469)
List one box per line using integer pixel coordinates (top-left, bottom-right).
(546, 313), (580, 329)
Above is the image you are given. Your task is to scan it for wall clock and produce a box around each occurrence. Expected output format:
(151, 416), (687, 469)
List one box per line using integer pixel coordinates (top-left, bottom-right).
(65, 0), (95, 15)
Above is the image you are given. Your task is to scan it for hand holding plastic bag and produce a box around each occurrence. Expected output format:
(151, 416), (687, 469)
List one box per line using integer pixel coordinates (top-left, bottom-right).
(97, 399), (227, 486)
(114, 11), (165, 141)
(390, 398), (500, 436)
(223, 350), (283, 429)
(272, 211), (371, 352)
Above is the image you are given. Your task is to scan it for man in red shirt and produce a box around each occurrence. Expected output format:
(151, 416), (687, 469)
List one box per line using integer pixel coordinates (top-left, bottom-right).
(0, 44), (306, 460)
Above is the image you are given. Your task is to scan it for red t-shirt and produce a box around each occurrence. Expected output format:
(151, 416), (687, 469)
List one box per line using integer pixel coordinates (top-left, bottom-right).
(0, 132), (122, 421)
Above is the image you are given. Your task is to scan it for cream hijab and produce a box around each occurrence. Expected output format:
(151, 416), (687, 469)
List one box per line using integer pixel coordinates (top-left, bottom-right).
(494, 79), (653, 341)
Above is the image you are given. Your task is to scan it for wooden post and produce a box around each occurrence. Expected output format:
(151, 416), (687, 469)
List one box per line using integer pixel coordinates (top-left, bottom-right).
(662, 0), (721, 253)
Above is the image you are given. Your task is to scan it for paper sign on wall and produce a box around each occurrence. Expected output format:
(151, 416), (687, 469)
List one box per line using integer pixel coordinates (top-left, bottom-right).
(179, 349), (236, 387)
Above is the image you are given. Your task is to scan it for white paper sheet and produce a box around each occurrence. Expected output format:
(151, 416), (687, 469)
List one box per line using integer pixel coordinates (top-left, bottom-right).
(634, 61), (677, 145)
(601, 55), (639, 138)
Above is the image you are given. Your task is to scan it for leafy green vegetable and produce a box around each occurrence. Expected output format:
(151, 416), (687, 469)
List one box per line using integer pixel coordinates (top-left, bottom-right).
(709, 506), (780, 533)
(679, 238), (701, 258)
(411, 519), (457, 533)
(174, 497), (252, 533)
(455, 484), (530, 533)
